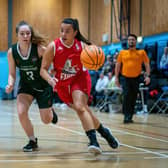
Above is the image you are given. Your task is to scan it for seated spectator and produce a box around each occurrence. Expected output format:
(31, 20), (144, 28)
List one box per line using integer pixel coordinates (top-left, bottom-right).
(160, 47), (168, 70)
(106, 72), (122, 102)
(106, 72), (116, 89)
(95, 72), (109, 95)
(102, 55), (114, 75)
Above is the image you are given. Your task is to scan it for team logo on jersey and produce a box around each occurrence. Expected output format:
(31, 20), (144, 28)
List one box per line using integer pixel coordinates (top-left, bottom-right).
(62, 59), (77, 74)
(60, 59), (77, 80)
(58, 46), (63, 51)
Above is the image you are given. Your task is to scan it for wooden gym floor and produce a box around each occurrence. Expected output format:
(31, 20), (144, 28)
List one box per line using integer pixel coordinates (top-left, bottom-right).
(0, 100), (168, 168)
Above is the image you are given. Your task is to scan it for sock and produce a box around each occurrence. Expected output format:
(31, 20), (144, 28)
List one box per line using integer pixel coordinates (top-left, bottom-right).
(29, 136), (36, 142)
(86, 129), (99, 145)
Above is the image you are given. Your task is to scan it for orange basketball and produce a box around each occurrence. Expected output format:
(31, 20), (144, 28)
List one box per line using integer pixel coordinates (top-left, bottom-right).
(80, 45), (105, 70)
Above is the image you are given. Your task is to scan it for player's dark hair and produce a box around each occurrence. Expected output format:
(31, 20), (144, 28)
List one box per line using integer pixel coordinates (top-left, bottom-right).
(16, 20), (48, 45)
(62, 18), (91, 45)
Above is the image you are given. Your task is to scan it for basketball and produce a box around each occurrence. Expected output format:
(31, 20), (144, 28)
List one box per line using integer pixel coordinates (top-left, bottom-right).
(80, 45), (105, 70)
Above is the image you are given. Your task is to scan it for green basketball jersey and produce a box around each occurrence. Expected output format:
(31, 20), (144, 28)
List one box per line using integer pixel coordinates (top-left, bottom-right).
(12, 43), (48, 89)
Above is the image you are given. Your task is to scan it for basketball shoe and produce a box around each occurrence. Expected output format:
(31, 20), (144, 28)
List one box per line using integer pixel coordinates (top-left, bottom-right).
(88, 142), (102, 155)
(97, 125), (119, 149)
(23, 138), (38, 152)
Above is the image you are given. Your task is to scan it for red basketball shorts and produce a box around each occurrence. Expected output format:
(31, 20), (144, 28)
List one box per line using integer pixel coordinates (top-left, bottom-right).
(56, 71), (91, 105)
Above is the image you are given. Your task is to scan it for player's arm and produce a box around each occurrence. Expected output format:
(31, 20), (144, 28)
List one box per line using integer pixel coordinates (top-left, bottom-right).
(40, 42), (57, 88)
(6, 48), (16, 93)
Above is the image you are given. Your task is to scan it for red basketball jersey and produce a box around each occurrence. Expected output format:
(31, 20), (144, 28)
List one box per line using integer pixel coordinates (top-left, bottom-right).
(53, 38), (84, 85)
(52, 38), (91, 104)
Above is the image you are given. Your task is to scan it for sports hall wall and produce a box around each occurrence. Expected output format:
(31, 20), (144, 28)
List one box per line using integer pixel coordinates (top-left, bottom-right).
(0, 0), (168, 96)
(1, 0), (168, 51)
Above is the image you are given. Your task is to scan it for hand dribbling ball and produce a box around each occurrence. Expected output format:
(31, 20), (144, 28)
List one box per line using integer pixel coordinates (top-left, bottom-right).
(80, 45), (105, 70)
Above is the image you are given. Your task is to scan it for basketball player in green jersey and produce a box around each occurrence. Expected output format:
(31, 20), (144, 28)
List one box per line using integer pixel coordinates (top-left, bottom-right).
(5, 21), (58, 152)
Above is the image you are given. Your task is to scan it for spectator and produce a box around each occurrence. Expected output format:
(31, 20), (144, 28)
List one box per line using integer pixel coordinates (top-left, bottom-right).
(160, 47), (168, 70)
(102, 55), (113, 75)
(95, 72), (109, 94)
(106, 72), (116, 89)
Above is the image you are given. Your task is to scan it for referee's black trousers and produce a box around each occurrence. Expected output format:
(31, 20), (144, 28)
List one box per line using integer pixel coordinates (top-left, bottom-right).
(122, 76), (140, 121)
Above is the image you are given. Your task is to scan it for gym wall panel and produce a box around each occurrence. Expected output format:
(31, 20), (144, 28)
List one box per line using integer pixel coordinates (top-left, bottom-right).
(130, 0), (140, 36)
(130, 0), (168, 37)
(0, 0), (8, 51)
(70, 0), (89, 40)
(153, 0), (168, 34)
(142, 0), (168, 36)
(90, 0), (111, 45)
(12, 0), (70, 44)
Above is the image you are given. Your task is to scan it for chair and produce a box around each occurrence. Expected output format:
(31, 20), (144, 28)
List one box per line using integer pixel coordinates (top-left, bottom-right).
(136, 83), (149, 113)
(149, 86), (168, 114)
(95, 87), (122, 113)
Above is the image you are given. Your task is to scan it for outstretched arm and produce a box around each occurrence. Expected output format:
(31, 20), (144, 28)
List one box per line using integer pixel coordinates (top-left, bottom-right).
(6, 48), (16, 93)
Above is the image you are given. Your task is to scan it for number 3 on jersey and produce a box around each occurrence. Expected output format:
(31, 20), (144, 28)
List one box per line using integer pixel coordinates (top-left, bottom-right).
(26, 71), (35, 80)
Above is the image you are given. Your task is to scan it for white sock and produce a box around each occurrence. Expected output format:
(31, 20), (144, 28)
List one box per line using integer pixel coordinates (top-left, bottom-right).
(29, 136), (36, 142)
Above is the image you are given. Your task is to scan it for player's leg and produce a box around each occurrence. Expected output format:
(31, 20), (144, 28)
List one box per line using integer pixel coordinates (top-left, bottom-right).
(37, 86), (58, 124)
(39, 107), (58, 124)
(71, 90), (102, 154)
(17, 93), (38, 152)
(85, 105), (120, 149)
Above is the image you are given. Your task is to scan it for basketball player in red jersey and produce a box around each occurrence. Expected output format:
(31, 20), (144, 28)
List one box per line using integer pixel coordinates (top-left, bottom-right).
(40, 18), (119, 154)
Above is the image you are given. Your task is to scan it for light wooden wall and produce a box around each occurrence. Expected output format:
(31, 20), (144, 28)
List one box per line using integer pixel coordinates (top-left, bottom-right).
(12, 0), (70, 44)
(70, 0), (111, 46)
(142, 0), (168, 36)
(1, 0), (168, 51)
(90, 0), (111, 45)
(130, 0), (168, 37)
(0, 0), (8, 51)
(70, 0), (89, 40)
(130, 0), (140, 36)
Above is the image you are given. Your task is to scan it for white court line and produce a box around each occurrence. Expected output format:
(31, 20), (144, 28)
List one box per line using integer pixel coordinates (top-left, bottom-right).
(0, 158), (99, 162)
(3, 111), (168, 143)
(111, 128), (168, 143)
(0, 151), (168, 157)
(2, 109), (168, 159)
(53, 125), (168, 158)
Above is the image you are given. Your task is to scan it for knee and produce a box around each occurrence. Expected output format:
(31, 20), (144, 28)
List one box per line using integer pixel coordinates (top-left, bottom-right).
(73, 102), (86, 115)
(18, 110), (27, 119)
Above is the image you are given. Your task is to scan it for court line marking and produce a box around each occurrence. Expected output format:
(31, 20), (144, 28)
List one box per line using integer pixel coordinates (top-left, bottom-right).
(1, 111), (168, 143)
(111, 128), (168, 143)
(0, 151), (168, 157)
(54, 125), (168, 158)
(1, 107), (168, 160)
(117, 125), (168, 138)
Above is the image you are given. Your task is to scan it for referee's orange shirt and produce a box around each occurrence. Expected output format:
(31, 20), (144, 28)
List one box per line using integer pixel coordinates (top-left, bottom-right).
(117, 49), (149, 77)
